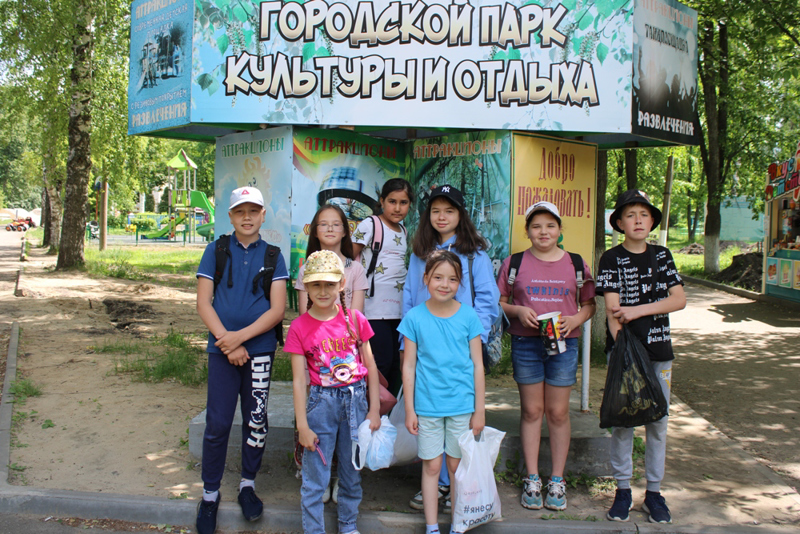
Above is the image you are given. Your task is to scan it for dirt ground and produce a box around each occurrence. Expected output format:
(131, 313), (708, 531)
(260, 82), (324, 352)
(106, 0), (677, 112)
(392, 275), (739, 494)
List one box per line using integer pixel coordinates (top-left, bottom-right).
(1, 230), (799, 529)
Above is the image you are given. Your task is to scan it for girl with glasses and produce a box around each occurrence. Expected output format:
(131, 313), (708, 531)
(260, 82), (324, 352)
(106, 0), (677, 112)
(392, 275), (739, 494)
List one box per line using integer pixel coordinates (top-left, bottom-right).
(296, 204), (368, 315)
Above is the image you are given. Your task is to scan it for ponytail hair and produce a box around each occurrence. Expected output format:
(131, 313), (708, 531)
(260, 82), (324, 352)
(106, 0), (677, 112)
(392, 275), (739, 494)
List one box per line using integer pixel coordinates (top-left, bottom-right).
(339, 290), (360, 347)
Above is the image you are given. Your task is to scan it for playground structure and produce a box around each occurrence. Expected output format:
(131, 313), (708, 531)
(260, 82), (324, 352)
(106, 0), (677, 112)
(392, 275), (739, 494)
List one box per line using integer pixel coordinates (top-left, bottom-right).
(142, 149), (215, 241)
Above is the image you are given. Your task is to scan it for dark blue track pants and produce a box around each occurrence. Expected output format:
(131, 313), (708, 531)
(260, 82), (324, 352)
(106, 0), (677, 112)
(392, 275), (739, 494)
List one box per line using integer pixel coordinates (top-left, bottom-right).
(202, 351), (273, 491)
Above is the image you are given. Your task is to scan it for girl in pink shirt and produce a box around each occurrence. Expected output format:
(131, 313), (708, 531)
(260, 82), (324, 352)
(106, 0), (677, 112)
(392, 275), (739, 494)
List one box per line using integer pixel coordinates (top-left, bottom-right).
(284, 250), (381, 534)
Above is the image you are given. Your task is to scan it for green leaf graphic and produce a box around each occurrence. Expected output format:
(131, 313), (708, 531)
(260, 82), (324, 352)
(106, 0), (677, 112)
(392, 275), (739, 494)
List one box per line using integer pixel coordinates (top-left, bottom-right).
(217, 33), (229, 55)
(596, 42), (609, 65)
(233, 5), (247, 22)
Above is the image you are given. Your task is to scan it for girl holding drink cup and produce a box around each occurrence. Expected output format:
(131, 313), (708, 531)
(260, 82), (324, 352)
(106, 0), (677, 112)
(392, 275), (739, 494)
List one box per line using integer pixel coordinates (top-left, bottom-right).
(496, 201), (596, 511)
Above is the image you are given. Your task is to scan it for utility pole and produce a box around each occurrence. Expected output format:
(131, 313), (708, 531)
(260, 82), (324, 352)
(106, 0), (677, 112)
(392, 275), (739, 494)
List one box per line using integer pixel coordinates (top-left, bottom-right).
(100, 179), (108, 251)
(658, 155), (674, 246)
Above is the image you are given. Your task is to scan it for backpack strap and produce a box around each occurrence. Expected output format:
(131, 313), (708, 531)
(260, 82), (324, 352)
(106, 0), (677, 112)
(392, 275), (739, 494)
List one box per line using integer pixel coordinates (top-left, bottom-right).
(366, 215), (383, 297)
(215, 236), (284, 345)
(251, 244), (280, 299)
(505, 251), (525, 305)
(213, 234), (233, 292)
(567, 252), (585, 308)
(254, 243), (283, 345)
(467, 253), (476, 306)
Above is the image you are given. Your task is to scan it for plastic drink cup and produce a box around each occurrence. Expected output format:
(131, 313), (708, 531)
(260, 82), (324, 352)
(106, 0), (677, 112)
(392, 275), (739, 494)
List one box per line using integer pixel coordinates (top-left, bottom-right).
(538, 311), (566, 355)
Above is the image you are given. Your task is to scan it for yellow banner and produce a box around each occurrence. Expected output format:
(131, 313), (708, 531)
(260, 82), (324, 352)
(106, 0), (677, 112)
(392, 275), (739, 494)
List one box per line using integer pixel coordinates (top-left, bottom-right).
(510, 133), (597, 271)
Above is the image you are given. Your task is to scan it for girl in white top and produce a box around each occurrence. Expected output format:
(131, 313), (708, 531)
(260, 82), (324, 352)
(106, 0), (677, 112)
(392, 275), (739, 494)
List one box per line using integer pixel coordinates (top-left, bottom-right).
(352, 178), (414, 393)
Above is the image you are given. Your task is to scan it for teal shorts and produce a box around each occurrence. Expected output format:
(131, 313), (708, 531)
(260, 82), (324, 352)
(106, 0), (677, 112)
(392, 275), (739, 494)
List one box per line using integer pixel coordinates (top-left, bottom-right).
(417, 413), (472, 460)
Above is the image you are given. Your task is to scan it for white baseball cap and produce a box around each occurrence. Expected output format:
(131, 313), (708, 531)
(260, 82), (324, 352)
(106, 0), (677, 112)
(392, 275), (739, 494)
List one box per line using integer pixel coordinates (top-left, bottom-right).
(525, 201), (561, 225)
(229, 186), (264, 210)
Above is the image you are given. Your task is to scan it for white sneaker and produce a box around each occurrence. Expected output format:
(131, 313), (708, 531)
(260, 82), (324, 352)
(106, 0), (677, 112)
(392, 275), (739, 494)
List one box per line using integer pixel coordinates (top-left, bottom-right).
(331, 477), (340, 504)
(322, 480), (332, 504)
(409, 484), (449, 510)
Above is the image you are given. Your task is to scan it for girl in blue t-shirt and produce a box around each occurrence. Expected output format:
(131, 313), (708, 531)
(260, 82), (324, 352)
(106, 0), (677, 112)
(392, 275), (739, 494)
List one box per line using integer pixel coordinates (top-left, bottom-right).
(402, 184), (500, 513)
(398, 250), (485, 534)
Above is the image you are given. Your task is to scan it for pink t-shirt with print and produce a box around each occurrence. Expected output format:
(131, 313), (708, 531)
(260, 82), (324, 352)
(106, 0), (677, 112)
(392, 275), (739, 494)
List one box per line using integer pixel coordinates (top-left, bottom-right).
(497, 250), (596, 338)
(284, 307), (373, 387)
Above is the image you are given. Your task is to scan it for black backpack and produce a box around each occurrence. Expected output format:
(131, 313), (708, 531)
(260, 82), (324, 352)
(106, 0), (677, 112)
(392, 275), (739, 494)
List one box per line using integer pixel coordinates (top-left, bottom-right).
(213, 234), (284, 345)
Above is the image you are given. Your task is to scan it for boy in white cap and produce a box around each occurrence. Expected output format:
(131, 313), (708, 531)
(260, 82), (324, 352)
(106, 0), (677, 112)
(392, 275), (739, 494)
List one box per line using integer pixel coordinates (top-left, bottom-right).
(595, 189), (685, 524)
(195, 186), (288, 533)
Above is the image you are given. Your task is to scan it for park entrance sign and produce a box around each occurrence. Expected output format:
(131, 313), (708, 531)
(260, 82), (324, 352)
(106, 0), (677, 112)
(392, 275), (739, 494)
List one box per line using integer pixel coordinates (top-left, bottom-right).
(128, 0), (698, 148)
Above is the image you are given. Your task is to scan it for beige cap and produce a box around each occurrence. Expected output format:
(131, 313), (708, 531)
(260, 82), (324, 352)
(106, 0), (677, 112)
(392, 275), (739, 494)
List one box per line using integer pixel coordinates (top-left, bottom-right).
(302, 250), (344, 284)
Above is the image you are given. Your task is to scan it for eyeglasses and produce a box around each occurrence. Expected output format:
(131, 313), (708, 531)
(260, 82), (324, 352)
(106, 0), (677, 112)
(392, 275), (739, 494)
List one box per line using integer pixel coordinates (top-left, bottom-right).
(319, 223), (344, 231)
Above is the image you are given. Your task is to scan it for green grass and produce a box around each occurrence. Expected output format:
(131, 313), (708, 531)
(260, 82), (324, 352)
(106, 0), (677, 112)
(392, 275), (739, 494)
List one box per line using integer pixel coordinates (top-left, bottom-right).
(84, 246), (203, 282)
(671, 245), (741, 278)
(272, 351), (293, 381)
(101, 330), (208, 386)
(9, 379), (42, 404)
(486, 334), (512, 378)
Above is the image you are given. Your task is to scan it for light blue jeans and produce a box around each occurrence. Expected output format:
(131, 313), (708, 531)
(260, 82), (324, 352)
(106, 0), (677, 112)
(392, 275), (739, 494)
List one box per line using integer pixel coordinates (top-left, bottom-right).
(301, 380), (367, 534)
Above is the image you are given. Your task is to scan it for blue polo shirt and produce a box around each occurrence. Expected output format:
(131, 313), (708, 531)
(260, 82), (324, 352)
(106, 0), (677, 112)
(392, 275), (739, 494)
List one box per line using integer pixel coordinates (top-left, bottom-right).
(197, 233), (288, 355)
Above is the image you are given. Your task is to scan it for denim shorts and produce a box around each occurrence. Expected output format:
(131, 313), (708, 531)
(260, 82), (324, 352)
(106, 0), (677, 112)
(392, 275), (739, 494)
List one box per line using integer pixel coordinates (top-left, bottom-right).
(511, 335), (579, 387)
(417, 413), (472, 460)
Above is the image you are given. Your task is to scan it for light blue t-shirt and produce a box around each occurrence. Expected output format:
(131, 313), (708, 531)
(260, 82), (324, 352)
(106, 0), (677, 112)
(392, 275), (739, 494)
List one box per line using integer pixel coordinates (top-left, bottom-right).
(398, 302), (484, 417)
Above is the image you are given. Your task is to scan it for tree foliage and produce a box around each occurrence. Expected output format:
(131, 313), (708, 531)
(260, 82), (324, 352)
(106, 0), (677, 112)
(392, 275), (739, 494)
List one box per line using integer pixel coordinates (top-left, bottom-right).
(689, 0), (800, 271)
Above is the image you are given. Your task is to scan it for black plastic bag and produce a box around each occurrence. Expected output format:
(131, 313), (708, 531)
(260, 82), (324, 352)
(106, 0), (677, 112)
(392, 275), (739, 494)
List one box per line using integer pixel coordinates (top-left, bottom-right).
(599, 325), (669, 429)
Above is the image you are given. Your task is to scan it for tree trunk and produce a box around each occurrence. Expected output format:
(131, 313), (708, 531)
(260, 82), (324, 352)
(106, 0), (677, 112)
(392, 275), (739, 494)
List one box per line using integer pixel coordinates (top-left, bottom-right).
(686, 155), (695, 242)
(625, 149), (638, 190)
(41, 187), (51, 247)
(699, 20), (728, 273)
(57, 10), (93, 270)
(593, 150), (609, 349)
(41, 162), (64, 254)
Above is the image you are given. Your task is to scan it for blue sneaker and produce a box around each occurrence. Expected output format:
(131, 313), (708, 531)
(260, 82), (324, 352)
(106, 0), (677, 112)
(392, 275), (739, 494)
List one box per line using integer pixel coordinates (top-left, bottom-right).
(238, 486), (263, 521)
(544, 476), (567, 511)
(606, 488), (632, 522)
(521, 474), (543, 509)
(196, 492), (221, 534)
(643, 490), (672, 523)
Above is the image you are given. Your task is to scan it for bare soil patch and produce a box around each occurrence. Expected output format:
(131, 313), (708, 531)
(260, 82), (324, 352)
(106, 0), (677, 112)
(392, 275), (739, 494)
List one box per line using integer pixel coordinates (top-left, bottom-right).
(708, 252), (763, 292)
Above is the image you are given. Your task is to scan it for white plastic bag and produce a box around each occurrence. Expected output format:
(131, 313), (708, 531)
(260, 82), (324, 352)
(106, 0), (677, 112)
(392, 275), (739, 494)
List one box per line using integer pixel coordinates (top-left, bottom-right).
(352, 415), (397, 471)
(388, 386), (420, 466)
(451, 426), (506, 533)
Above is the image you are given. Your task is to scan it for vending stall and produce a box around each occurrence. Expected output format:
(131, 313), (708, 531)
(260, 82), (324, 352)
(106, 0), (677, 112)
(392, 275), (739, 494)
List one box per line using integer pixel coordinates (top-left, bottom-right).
(764, 141), (800, 303)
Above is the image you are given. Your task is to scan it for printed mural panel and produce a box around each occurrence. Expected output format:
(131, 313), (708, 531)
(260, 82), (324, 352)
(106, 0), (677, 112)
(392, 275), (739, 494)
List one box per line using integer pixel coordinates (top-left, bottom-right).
(794, 261), (800, 291)
(630, 0), (699, 144)
(766, 257), (778, 285)
(291, 128), (407, 275)
(188, 0), (635, 132)
(511, 133), (597, 268)
(779, 259), (793, 288)
(128, 0), (194, 135)
(214, 127), (294, 266)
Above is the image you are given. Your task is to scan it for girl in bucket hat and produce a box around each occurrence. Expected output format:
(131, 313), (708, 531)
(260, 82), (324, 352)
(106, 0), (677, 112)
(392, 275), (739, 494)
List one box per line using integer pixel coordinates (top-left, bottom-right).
(284, 250), (382, 534)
